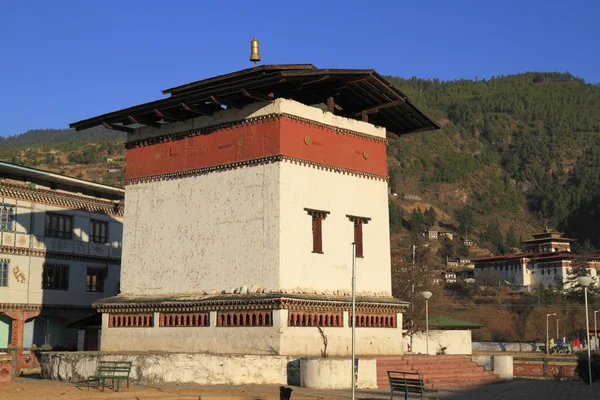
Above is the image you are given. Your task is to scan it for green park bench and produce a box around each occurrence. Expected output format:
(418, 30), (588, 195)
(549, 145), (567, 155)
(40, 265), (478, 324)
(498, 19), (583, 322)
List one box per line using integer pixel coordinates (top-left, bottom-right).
(388, 371), (439, 399)
(87, 360), (132, 392)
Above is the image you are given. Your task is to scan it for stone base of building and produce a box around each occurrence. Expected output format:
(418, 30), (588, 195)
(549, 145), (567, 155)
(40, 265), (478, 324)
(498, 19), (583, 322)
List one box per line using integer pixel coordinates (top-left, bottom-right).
(41, 351), (378, 387)
(95, 293), (406, 356)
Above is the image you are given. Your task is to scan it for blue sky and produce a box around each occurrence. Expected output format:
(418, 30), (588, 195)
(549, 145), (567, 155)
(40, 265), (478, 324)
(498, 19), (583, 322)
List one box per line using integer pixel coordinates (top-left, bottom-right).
(0, 0), (598, 137)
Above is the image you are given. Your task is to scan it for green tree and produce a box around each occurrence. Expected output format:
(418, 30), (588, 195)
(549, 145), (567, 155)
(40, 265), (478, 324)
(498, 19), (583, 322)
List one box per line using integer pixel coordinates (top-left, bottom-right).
(409, 207), (426, 234)
(506, 225), (520, 251)
(424, 206), (437, 229)
(389, 202), (403, 233)
(456, 206), (475, 236)
(438, 237), (455, 265)
(565, 241), (597, 297)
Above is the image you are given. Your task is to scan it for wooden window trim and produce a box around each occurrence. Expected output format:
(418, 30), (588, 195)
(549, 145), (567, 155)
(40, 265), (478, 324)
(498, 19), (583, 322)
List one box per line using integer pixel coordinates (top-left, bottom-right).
(45, 213), (73, 239)
(304, 208), (330, 254)
(86, 267), (106, 292)
(347, 215), (370, 258)
(90, 219), (109, 243)
(42, 263), (69, 290)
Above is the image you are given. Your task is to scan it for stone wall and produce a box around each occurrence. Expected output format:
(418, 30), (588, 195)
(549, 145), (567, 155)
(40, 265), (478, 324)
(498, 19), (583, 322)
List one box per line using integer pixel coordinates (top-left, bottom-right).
(42, 352), (302, 385)
(0, 354), (12, 382)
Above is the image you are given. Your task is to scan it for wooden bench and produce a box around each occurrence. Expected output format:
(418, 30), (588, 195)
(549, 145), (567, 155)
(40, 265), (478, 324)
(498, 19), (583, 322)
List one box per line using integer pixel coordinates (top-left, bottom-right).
(87, 361), (132, 392)
(387, 371), (439, 400)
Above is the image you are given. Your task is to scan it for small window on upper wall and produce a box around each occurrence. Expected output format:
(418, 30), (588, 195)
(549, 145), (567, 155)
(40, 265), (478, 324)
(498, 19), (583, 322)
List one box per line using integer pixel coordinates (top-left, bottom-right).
(0, 259), (8, 287)
(0, 205), (15, 232)
(45, 213), (73, 239)
(304, 208), (330, 254)
(90, 220), (108, 243)
(347, 215), (371, 258)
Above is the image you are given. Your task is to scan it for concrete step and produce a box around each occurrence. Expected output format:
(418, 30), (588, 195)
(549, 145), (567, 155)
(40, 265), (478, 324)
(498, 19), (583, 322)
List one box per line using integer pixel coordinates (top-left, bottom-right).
(375, 355), (500, 390)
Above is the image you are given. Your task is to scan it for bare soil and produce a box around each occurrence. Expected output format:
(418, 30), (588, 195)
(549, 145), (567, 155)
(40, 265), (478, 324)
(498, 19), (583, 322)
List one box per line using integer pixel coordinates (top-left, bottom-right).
(3, 378), (348, 400)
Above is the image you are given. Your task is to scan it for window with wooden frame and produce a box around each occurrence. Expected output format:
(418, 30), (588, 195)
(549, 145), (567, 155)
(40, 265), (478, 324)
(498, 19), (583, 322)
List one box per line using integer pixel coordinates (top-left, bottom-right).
(42, 263), (69, 290)
(86, 267), (106, 292)
(347, 215), (370, 258)
(0, 205), (15, 232)
(90, 220), (108, 243)
(45, 213), (73, 239)
(304, 208), (330, 254)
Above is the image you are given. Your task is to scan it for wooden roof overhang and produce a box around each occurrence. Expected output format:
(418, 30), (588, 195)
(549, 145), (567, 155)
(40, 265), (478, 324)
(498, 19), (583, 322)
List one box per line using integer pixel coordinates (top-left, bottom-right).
(70, 64), (441, 136)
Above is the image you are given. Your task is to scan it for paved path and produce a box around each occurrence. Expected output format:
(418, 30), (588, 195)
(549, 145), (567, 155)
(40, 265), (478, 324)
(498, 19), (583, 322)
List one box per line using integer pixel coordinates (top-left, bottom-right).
(13, 377), (600, 400)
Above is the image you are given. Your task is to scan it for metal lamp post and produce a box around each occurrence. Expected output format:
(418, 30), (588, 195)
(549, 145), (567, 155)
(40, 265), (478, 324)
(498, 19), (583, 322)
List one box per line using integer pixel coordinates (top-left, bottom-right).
(556, 317), (559, 341)
(578, 276), (593, 386)
(351, 242), (357, 400)
(594, 310), (599, 351)
(546, 313), (556, 355)
(421, 291), (433, 355)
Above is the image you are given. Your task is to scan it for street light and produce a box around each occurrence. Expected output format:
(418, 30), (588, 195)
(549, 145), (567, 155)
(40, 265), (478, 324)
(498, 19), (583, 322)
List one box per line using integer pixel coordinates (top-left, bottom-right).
(578, 275), (593, 386)
(594, 310), (599, 351)
(351, 242), (357, 400)
(556, 317), (559, 341)
(421, 291), (433, 355)
(546, 313), (556, 355)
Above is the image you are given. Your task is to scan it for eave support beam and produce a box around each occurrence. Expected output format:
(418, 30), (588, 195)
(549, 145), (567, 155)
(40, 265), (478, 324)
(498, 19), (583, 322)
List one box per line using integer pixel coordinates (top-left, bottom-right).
(127, 115), (161, 129)
(353, 98), (406, 117)
(327, 96), (335, 114)
(180, 102), (218, 115)
(102, 122), (134, 134)
(240, 89), (274, 102)
(153, 109), (183, 122)
(209, 96), (241, 109)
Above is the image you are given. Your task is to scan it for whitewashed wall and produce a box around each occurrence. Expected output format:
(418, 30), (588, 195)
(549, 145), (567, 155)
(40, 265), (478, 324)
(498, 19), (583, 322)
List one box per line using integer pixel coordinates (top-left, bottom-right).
(120, 164), (281, 294)
(279, 164), (391, 293)
(405, 330), (473, 355)
(101, 310), (404, 356)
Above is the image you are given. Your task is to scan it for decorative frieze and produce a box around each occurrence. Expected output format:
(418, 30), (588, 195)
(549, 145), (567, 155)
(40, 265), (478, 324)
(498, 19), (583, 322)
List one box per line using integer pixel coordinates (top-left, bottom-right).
(95, 295), (408, 315)
(216, 311), (272, 327)
(125, 155), (388, 186)
(108, 313), (153, 328)
(0, 181), (123, 217)
(159, 312), (209, 327)
(288, 311), (343, 327)
(349, 313), (397, 328)
(0, 245), (121, 265)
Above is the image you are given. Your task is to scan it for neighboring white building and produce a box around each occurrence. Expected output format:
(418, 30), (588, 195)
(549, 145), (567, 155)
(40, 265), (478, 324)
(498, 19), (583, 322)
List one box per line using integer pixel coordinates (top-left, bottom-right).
(70, 64), (440, 357)
(441, 272), (457, 283)
(473, 230), (599, 288)
(0, 162), (123, 372)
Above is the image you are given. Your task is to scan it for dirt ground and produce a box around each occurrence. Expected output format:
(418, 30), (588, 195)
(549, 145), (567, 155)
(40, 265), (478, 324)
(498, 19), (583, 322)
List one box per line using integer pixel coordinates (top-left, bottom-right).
(2, 378), (352, 400)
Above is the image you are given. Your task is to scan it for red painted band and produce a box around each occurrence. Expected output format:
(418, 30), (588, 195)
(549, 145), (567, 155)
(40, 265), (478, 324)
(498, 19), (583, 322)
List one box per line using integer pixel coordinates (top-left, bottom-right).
(125, 116), (387, 180)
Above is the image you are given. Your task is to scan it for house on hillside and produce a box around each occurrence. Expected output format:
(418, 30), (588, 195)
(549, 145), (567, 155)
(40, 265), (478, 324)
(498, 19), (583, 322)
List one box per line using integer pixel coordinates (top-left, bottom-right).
(441, 271), (457, 283)
(473, 230), (599, 289)
(424, 230), (439, 239)
(439, 231), (454, 240)
(0, 161), (124, 374)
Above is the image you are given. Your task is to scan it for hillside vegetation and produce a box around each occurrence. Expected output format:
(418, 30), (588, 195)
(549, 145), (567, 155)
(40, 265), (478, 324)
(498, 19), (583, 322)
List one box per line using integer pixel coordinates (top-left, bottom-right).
(386, 72), (600, 249)
(2, 72), (599, 251)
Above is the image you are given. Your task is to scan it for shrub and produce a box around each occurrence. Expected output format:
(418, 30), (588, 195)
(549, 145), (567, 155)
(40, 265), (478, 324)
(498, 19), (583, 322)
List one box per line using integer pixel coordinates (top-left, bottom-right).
(575, 351), (600, 383)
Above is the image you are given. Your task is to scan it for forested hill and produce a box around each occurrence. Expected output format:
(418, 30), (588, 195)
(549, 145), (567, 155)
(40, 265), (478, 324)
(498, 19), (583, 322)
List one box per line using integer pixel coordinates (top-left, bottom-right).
(0, 126), (124, 148)
(385, 72), (600, 248)
(2, 72), (599, 249)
